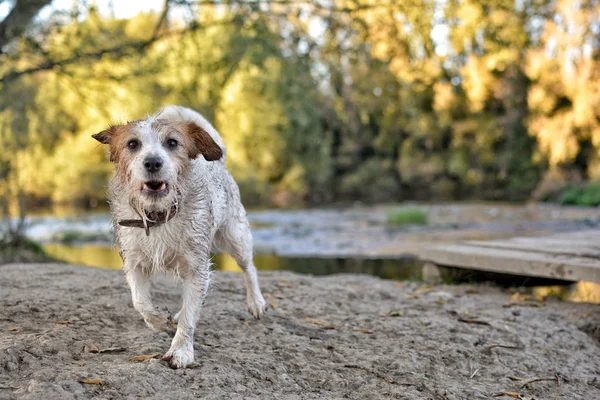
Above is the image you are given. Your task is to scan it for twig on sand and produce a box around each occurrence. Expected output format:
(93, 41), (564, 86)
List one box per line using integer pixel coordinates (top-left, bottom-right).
(492, 392), (525, 398)
(519, 377), (556, 389)
(554, 374), (561, 400)
(470, 368), (480, 379)
(343, 364), (415, 386)
(483, 343), (524, 353)
(457, 316), (491, 326)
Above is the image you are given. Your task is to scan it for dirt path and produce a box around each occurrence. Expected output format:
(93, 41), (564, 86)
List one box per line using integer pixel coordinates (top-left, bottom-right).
(1, 263), (599, 399)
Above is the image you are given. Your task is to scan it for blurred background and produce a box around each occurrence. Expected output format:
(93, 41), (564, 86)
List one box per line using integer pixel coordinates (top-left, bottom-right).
(1, 0), (600, 301)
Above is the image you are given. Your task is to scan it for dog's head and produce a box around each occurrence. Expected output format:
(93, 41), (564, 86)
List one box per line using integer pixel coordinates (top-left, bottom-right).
(92, 117), (222, 211)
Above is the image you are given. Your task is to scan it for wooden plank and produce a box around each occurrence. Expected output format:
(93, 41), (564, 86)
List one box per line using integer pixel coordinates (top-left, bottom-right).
(547, 230), (600, 240)
(424, 244), (600, 283)
(466, 238), (600, 258)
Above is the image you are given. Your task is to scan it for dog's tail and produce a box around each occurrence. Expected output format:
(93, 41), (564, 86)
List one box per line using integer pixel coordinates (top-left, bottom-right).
(156, 105), (227, 162)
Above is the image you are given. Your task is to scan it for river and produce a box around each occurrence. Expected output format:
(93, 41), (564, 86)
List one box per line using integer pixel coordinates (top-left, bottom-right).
(20, 202), (600, 303)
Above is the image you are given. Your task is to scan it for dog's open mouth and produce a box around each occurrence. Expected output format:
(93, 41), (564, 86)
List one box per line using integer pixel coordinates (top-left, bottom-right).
(143, 181), (168, 196)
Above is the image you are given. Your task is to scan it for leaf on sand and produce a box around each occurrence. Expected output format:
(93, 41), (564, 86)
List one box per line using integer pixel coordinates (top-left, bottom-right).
(54, 321), (70, 325)
(386, 310), (404, 317)
(457, 317), (491, 326)
(98, 346), (126, 353)
(269, 301), (278, 309)
(83, 344), (99, 353)
(128, 353), (161, 362)
(79, 378), (102, 385)
(492, 392), (524, 398)
(306, 317), (335, 329)
(502, 301), (543, 308)
(407, 294), (420, 300)
(355, 329), (374, 334)
(465, 289), (480, 294)
(414, 286), (432, 293)
(276, 280), (294, 288)
(8, 327), (19, 332)
(435, 299), (445, 305)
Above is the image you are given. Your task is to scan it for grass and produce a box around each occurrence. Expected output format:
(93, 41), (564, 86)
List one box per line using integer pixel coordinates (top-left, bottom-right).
(557, 181), (600, 206)
(386, 208), (428, 225)
(0, 237), (53, 264)
(51, 230), (108, 244)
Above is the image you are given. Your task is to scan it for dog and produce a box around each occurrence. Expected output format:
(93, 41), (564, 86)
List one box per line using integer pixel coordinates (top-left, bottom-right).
(92, 105), (266, 368)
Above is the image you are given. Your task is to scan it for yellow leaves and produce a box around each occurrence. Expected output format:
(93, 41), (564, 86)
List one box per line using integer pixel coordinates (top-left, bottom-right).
(79, 378), (102, 385)
(128, 354), (161, 362)
(433, 82), (456, 113)
(461, 55), (493, 113)
(305, 318), (334, 329)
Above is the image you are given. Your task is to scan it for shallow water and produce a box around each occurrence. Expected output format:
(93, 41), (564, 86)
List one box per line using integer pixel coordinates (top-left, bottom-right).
(43, 242), (600, 304)
(25, 202), (600, 304)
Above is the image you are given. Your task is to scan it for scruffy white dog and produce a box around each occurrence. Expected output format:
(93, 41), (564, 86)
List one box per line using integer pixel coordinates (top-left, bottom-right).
(92, 106), (266, 368)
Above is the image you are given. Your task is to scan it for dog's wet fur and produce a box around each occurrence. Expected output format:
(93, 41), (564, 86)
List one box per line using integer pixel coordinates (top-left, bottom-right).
(93, 106), (266, 368)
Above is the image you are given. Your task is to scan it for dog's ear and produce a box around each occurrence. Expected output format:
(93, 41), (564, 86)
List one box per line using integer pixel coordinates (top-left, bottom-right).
(92, 126), (117, 144)
(187, 122), (223, 161)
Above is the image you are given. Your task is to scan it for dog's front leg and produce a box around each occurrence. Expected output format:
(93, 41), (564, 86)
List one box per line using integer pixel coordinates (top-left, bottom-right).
(162, 260), (210, 369)
(124, 263), (173, 332)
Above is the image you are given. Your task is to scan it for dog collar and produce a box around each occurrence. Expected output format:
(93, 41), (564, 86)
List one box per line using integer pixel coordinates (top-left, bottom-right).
(118, 203), (179, 236)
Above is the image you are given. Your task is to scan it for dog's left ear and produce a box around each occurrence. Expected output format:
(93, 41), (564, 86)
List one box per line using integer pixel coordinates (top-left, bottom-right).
(92, 126), (117, 144)
(187, 122), (223, 161)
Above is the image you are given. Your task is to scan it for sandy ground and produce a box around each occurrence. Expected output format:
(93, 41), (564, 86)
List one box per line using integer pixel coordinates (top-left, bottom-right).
(0, 263), (599, 400)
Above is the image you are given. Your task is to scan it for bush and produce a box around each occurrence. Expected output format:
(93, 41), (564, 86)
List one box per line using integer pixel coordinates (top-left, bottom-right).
(387, 208), (428, 225)
(558, 182), (600, 206)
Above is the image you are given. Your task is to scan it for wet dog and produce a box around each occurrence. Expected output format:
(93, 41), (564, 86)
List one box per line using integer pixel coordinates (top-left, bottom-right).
(92, 106), (266, 368)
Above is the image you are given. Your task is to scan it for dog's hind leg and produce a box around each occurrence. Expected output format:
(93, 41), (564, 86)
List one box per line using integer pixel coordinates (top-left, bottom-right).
(124, 264), (173, 332)
(220, 217), (266, 319)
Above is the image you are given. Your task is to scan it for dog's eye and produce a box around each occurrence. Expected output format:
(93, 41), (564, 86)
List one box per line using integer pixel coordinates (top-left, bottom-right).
(128, 140), (139, 150)
(167, 139), (178, 149)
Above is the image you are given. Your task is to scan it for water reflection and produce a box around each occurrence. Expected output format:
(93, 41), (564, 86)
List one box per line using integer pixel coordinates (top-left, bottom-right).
(42, 243), (423, 280)
(42, 243), (600, 304)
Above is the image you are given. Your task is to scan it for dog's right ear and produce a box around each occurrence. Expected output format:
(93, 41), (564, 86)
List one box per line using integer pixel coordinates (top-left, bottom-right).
(92, 126), (117, 144)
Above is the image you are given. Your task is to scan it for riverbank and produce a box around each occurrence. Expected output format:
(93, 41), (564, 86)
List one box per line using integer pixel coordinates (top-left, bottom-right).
(1, 263), (599, 399)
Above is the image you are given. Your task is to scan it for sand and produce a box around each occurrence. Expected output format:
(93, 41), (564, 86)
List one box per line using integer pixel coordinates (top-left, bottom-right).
(1, 263), (599, 399)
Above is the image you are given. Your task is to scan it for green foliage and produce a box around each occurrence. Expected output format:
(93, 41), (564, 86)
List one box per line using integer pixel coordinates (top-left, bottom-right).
(386, 208), (428, 226)
(0, 0), (599, 209)
(0, 237), (52, 264)
(558, 182), (600, 207)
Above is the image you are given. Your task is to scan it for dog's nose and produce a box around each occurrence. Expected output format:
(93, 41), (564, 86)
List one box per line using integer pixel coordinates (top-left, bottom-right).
(144, 156), (163, 173)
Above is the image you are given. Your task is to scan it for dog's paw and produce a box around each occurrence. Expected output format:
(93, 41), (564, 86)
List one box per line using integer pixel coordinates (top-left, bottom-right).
(162, 343), (194, 369)
(142, 310), (174, 333)
(247, 293), (267, 319)
(173, 310), (181, 324)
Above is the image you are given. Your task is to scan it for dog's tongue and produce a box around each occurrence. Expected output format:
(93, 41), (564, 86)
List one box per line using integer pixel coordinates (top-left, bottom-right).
(145, 181), (165, 191)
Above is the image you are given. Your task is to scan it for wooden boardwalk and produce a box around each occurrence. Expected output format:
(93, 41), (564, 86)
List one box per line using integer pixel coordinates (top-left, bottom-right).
(423, 230), (600, 283)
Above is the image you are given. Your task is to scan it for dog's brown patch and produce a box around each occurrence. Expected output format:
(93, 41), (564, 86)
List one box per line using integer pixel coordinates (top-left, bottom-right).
(92, 123), (136, 182)
(185, 122), (223, 161)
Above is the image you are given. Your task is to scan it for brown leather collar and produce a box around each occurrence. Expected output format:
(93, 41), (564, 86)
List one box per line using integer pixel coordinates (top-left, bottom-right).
(118, 203), (178, 236)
